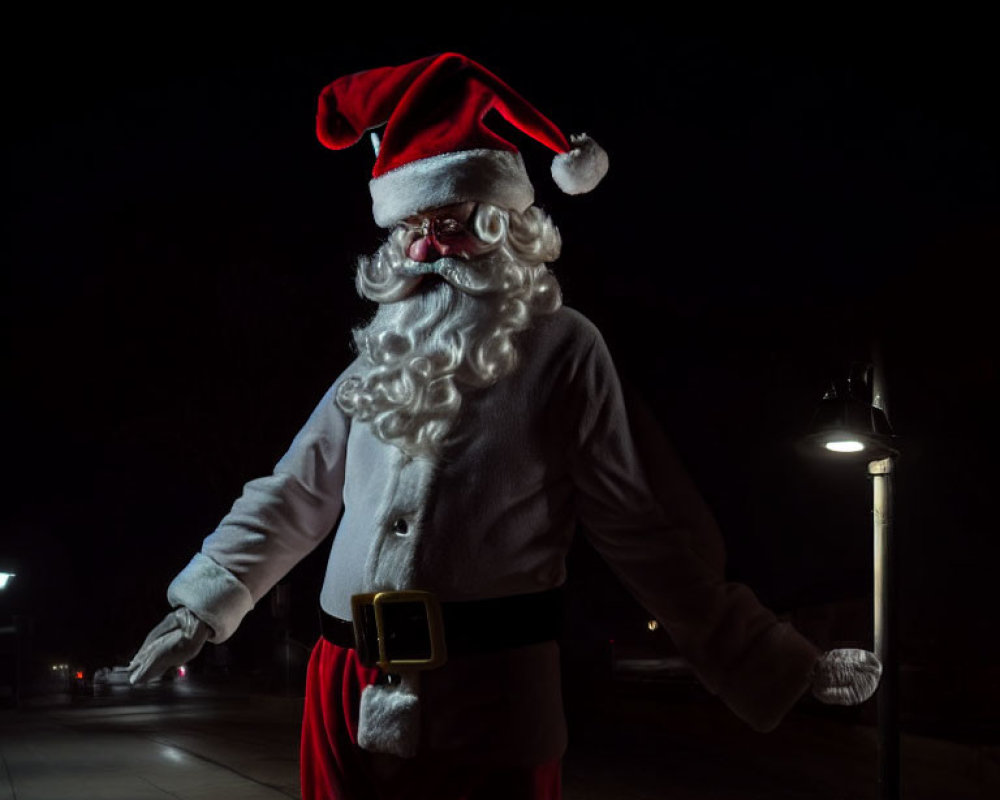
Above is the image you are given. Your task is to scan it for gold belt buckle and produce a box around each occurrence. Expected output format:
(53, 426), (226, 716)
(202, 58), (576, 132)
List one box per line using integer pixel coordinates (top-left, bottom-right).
(350, 590), (448, 671)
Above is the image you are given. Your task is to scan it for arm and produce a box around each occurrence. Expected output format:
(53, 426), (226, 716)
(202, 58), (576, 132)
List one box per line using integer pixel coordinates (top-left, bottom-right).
(567, 327), (820, 732)
(167, 376), (352, 642)
(130, 370), (354, 684)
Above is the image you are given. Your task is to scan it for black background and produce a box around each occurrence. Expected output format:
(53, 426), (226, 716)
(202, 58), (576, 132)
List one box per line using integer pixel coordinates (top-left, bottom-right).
(5, 19), (998, 734)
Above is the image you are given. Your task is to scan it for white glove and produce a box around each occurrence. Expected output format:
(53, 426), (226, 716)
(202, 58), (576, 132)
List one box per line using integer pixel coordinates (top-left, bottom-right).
(128, 607), (210, 685)
(811, 648), (882, 706)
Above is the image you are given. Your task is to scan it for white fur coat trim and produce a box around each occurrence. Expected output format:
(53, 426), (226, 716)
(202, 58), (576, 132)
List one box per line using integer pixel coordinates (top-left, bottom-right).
(167, 552), (254, 643)
(369, 149), (534, 227)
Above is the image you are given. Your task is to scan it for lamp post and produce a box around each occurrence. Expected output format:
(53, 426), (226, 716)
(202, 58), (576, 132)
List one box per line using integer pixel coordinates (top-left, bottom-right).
(802, 349), (900, 800)
(1, 572), (19, 706)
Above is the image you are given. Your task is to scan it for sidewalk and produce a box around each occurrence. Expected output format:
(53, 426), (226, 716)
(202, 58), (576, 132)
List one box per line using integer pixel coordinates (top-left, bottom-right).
(563, 680), (997, 799)
(0, 692), (302, 800)
(1, 682), (996, 799)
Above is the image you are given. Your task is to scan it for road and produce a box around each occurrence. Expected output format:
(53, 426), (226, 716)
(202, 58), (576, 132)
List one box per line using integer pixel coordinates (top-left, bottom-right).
(1, 677), (995, 799)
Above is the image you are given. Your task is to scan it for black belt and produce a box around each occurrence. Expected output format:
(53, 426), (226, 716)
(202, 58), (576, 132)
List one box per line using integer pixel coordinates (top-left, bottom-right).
(319, 588), (563, 670)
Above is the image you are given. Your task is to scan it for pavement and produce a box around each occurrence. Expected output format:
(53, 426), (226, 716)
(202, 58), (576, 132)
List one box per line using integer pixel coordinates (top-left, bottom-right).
(1, 677), (996, 799)
(0, 683), (300, 800)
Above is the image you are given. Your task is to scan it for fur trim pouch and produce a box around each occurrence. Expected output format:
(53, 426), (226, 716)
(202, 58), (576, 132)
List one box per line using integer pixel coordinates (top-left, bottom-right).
(358, 680), (421, 758)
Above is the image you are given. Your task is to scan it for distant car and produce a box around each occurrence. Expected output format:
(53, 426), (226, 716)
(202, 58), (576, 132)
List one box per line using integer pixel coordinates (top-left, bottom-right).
(70, 667), (90, 695)
(92, 666), (131, 694)
(93, 665), (180, 696)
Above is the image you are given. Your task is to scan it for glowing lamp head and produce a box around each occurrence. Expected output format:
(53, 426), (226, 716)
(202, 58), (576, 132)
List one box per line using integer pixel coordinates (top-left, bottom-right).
(0, 572), (14, 590)
(800, 363), (897, 461)
(824, 439), (865, 453)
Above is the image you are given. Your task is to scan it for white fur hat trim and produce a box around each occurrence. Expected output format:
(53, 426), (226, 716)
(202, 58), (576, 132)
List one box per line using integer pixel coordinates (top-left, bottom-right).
(370, 149), (534, 228)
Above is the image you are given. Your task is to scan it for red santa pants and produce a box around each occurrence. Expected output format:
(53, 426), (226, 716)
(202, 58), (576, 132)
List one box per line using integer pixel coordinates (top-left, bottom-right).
(300, 637), (562, 800)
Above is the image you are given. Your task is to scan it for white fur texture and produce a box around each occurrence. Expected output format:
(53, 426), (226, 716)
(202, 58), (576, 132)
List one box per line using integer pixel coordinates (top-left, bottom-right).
(358, 681), (422, 758)
(811, 648), (882, 705)
(370, 149), (534, 227)
(551, 134), (609, 195)
(166, 552), (254, 643)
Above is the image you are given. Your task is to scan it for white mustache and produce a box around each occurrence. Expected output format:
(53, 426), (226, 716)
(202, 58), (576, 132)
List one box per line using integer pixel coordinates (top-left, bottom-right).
(394, 253), (510, 296)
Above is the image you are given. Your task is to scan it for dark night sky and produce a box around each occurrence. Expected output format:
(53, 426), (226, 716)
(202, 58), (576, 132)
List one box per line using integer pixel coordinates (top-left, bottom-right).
(5, 21), (998, 712)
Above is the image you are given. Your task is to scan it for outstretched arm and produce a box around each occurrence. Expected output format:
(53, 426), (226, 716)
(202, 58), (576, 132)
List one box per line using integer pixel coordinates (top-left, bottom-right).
(568, 326), (877, 730)
(129, 372), (354, 683)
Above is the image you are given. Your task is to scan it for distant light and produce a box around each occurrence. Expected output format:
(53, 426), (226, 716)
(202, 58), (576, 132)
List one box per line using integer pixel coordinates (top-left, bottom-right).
(177, 665), (187, 678)
(0, 573), (14, 590)
(75, 671), (84, 680)
(647, 620), (660, 631)
(825, 440), (865, 453)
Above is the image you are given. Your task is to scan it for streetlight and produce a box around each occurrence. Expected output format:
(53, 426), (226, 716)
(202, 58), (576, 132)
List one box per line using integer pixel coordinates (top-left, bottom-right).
(802, 349), (900, 800)
(0, 573), (14, 590)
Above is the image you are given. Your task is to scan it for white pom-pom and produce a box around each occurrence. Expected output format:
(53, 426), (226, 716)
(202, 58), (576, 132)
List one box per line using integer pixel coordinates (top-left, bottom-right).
(551, 133), (609, 194)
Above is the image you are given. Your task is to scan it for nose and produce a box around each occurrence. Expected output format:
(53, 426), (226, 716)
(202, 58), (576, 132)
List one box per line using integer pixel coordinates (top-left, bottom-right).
(407, 232), (463, 262)
(407, 234), (441, 262)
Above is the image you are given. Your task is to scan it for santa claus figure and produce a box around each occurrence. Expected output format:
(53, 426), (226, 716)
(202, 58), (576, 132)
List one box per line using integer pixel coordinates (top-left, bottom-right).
(129, 53), (881, 800)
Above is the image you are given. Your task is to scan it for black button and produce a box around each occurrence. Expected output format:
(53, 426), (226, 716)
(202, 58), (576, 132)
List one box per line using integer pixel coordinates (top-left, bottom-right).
(392, 518), (409, 535)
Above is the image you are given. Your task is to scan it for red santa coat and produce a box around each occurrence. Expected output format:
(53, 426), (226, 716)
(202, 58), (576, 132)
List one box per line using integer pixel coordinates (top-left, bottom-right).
(167, 306), (820, 763)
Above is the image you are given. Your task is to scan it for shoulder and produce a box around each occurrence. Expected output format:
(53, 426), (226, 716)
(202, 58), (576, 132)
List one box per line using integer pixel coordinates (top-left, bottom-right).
(527, 305), (604, 352)
(516, 306), (618, 394)
(292, 357), (363, 434)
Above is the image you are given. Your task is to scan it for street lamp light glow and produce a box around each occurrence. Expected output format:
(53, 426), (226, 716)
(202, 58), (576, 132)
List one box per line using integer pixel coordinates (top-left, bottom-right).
(800, 362), (897, 462)
(825, 440), (865, 453)
(0, 573), (14, 590)
(800, 353), (901, 799)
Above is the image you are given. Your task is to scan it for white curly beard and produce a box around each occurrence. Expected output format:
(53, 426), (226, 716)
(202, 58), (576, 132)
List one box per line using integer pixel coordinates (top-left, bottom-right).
(335, 204), (562, 459)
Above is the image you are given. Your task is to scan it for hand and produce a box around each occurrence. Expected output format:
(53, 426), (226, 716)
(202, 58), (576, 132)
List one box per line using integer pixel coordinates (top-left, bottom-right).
(811, 648), (882, 706)
(128, 607), (210, 685)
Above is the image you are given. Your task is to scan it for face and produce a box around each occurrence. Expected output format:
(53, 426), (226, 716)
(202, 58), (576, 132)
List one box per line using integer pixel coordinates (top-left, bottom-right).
(398, 202), (488, 263)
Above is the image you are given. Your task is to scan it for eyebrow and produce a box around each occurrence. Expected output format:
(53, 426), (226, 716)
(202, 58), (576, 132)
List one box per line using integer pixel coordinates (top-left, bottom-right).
(402, 210), (469, 227)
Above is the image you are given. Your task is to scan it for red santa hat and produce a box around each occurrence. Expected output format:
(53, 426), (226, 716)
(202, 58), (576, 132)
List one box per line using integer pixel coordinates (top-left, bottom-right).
(316, 52), (609, 227)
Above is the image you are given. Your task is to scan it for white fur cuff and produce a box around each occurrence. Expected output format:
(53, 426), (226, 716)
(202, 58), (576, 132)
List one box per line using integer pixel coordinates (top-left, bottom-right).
(167, 552), (254, 643)
(551, 134), (609, 195)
